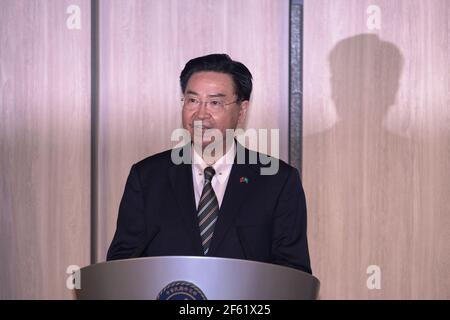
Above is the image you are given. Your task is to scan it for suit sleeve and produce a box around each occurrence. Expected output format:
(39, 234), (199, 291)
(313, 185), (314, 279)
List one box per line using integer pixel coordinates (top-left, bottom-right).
(106, 164), (147, 261)
(271, 167), (312, 274)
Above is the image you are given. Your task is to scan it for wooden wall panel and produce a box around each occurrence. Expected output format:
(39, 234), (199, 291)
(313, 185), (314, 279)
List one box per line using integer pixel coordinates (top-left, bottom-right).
(96, 0), (290, 261)
(303, 0), (450, 299)
(0, 0), (91, 299)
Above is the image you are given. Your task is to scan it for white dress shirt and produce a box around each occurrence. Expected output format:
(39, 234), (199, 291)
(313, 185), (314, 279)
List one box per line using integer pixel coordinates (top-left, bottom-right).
(191, 143), (236, 210)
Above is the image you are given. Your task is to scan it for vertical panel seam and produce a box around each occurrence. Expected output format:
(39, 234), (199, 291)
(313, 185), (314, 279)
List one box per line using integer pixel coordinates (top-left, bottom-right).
(90, 0), (99, 264)
(289, 0), (303, 178)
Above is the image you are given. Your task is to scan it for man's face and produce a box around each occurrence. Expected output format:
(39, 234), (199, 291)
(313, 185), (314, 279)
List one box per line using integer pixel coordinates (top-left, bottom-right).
(182, 71), (248, 150)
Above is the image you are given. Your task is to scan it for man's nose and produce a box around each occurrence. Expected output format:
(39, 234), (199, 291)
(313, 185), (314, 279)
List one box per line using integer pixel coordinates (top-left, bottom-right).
(196, 102), (210, 118)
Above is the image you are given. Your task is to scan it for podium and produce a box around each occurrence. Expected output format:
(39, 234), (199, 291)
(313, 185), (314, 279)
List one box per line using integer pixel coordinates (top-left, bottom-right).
(75, 256), (320, 300)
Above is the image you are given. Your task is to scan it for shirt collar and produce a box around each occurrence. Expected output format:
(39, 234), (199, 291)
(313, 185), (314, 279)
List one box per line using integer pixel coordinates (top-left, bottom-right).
(192, 142), (236, 184)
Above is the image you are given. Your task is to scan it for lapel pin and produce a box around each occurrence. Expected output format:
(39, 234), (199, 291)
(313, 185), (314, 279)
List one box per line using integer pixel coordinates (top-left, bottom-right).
(239, 177), (249, 184)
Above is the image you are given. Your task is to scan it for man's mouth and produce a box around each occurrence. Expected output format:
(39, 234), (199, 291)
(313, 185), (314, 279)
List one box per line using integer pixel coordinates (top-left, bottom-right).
(191, 123), (213, 131)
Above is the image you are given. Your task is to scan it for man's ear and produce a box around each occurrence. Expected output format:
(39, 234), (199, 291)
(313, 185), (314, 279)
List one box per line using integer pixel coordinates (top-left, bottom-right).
(237, 100), (249, 127)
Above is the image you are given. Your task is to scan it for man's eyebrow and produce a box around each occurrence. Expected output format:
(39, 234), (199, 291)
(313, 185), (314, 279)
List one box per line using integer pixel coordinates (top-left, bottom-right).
(207, 93), (226, 98)
(185, 91), (227, 98)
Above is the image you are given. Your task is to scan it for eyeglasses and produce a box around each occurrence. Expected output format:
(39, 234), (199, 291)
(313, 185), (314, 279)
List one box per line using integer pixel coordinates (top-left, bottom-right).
(181, 96), (238, 112)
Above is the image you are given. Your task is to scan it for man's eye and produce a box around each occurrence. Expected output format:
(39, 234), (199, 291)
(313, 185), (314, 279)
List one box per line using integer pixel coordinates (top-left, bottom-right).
(210, 100), (222, 106)
(188, 98), (198, 104)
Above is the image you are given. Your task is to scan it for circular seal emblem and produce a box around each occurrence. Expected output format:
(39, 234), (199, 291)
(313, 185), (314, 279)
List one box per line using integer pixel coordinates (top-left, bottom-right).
(156, 281), (207, 300)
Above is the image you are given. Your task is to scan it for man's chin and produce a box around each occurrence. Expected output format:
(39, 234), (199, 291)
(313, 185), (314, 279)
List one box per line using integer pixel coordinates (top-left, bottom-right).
(192, 138), (214, 149)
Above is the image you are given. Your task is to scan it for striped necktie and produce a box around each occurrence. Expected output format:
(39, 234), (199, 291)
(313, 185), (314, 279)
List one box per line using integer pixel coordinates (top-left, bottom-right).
(197, 166), (219, 255)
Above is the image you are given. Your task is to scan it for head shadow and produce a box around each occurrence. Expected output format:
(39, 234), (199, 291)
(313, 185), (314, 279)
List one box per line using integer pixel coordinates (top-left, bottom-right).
(329, 34), (403, 128)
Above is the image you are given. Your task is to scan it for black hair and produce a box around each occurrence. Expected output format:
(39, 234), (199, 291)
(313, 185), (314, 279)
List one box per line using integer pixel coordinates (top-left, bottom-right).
(180, 53), (253, 102)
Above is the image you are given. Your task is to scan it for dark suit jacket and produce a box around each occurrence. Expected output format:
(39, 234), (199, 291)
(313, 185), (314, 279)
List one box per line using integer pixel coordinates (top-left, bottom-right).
(107, 144), (312, 274)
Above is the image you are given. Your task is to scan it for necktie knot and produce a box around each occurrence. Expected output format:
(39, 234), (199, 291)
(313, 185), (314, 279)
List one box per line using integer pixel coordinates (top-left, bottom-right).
(204, 166), (216, 183)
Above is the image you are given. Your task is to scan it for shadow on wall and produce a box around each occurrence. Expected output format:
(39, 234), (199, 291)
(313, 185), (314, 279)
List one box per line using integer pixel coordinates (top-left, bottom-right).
(329, 33), (403, 135)
(306, 34), (419, 299)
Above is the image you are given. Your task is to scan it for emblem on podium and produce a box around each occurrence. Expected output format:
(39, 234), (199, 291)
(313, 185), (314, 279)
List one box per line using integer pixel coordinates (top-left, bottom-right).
(156, 281), (207, 300)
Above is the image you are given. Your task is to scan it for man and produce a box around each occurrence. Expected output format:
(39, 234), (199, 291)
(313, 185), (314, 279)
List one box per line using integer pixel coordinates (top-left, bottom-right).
(107, 54), (312, 274)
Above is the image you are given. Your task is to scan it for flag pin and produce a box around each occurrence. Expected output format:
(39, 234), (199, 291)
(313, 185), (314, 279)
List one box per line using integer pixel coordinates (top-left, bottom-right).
(239, 177), (249, 184)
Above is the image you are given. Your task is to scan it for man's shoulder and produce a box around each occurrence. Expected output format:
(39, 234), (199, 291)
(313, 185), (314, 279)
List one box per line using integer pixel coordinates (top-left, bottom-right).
(132, 148), (177, 174)
(239, 146), (298, 180)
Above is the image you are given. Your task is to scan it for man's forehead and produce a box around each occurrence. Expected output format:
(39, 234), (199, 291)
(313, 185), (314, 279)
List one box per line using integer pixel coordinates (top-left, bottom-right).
(185, 72), (235, 94)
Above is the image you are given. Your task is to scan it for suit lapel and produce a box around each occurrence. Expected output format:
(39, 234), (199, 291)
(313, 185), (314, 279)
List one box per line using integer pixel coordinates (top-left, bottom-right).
(168, 153), (204, 255)
(207, 148), (259, 256)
